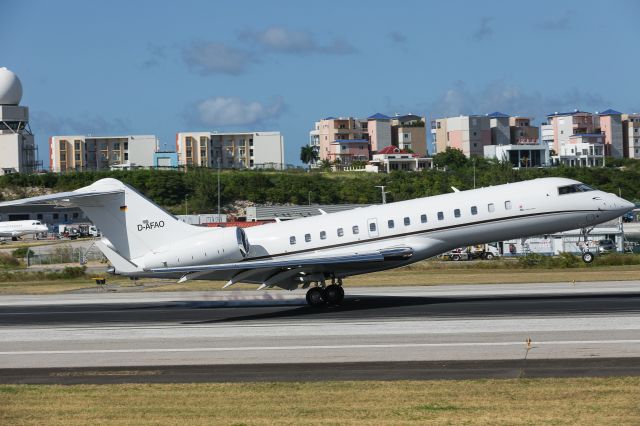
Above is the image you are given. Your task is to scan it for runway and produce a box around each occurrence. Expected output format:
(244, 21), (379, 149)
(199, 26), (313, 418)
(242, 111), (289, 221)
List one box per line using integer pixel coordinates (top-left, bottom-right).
(1, 281), (639, 383)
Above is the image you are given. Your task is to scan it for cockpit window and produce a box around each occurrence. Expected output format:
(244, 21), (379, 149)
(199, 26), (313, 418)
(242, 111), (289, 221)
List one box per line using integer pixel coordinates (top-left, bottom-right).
(558, 184), (594, 195)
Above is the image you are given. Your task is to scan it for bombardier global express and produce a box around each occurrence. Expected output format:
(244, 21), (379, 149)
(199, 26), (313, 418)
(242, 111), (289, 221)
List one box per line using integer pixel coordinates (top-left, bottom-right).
(0, 177), (633, 305)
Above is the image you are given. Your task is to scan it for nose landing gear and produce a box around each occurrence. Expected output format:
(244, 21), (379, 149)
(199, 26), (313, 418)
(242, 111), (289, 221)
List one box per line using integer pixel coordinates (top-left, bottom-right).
(305, 277), (345, 306)
(579, 226), (596, 264)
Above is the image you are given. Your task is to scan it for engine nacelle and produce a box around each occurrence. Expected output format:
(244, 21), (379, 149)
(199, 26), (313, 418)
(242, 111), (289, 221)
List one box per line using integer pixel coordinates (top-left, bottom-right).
(136, 226), (251, 269)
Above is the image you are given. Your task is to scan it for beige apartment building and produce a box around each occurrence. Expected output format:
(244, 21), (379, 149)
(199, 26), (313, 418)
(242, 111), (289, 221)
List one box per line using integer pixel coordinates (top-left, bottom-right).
(623, 113), (640, 158)
(175, 131), (284, 169)
(431, 112), (538, 157)
(49, 135), (157, 172)
(310, 113), (427, 164)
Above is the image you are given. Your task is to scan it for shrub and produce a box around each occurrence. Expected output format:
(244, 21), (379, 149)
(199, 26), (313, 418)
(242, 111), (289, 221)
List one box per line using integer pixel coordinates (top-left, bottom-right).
(11, 247), (34, 259)
(0, 252), (20, 268)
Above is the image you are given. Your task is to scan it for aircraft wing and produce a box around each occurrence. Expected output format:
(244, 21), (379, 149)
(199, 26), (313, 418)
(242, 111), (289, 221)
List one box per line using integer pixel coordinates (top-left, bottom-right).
(0, 189), (124, 207)
(149, 246), (414, 274)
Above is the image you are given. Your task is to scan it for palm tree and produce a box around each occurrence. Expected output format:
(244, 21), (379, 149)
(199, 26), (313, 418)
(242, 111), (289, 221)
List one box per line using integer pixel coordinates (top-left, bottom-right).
(300, 145), (319, 169)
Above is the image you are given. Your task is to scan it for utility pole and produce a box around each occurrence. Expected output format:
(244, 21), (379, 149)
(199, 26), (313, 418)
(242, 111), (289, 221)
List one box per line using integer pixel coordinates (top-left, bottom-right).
(473, 157), (476, 189)
(217, 156), (221, 217)
(375, 185), (388, 204)
(308, 190), (312, 206)
(185, 195), (188, 215)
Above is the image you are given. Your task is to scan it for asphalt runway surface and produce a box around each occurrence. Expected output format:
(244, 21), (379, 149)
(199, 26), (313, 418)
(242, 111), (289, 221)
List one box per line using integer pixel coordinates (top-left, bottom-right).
(1, 281), (639, 384)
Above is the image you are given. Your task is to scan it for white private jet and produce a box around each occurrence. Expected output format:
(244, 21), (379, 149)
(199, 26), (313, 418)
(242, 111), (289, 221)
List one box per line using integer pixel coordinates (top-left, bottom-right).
(0, 220), (48, 241)
(0, 177), (633, 305)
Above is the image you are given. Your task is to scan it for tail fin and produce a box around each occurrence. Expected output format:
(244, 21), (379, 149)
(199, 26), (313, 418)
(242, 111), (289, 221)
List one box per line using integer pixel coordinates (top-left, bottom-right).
(0, 178), (200, 261)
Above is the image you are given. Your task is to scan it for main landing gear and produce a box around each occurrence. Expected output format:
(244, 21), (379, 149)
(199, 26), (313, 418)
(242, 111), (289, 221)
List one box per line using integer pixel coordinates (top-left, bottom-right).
(305, 278), (344, 307)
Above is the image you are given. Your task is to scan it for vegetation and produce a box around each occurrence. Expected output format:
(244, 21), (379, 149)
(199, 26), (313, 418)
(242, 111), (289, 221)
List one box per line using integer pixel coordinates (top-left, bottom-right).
(0, 152), (639, 213)
(11, 246), (34, 259)
(0, 252), (20, 269)
(0, 266), (87, 283)
(299, 145), (319, 169)
(2, 378), (640, 425)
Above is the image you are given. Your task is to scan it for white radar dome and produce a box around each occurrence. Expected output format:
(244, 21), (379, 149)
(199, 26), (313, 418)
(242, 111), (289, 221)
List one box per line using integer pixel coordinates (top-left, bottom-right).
(0, 67), (23, 105)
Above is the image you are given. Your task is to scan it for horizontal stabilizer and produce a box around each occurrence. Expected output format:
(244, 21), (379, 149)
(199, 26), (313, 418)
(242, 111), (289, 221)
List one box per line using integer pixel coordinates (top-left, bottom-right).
(0, 189), (124, 208)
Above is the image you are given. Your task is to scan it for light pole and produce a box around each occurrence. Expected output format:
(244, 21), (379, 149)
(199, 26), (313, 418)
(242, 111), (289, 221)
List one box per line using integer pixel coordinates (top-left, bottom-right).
(217, 156), (221, 217)
(308, 191), (312, 206)
(375, 185), (388, 204)
(185, 195), (189, 215)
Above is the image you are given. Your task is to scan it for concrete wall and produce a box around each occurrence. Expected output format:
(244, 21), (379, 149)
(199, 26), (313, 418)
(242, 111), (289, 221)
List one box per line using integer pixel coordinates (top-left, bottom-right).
(127, 135), (157, 167)
(490, 117), (510, 145)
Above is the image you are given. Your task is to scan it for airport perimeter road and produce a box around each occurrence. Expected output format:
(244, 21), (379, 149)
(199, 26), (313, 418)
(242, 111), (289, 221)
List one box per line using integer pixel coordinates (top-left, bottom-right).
(0, 282), (639, 382)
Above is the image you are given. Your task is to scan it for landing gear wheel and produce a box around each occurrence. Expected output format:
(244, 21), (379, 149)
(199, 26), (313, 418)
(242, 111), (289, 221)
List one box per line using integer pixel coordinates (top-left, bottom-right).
(306, 287), (325, 307)
(582, 251), (594, 264)
(322, 284), (345, 305)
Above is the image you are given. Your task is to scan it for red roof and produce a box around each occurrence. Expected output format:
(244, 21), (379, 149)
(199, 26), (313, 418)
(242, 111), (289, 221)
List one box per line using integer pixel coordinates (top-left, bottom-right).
(376, 146), (417, 156)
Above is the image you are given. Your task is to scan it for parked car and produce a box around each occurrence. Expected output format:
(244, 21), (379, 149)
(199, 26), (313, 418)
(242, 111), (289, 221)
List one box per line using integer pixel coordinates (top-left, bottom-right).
(598, 239), (616, 253)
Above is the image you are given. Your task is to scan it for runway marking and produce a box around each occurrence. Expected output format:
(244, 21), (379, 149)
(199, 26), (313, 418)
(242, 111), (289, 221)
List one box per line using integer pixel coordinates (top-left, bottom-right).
(2, 340), (640, 356)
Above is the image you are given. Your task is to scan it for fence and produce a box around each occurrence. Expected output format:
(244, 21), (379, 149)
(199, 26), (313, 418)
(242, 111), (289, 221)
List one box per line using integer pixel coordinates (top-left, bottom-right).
(26, 244), (107, 266)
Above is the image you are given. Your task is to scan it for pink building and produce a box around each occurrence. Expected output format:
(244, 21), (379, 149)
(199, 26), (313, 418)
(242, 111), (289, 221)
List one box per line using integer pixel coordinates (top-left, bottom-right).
(327, 139), (369, 165)
(597, 109), (623, 158)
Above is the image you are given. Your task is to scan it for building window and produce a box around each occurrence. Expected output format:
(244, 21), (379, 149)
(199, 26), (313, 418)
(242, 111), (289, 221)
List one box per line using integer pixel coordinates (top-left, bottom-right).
(505, 201), (512, 210)
(471, 206), (478, 215)
(437, 212), (444, 220)
(454, 209), (461, 218)
(320, 231), (326, 240)
(369, 222), (376, 232)
(488, 203), (495, 213)
(53, 213), (59, 220)
(388, 219), (395, 229)
(420, 214), (427, 223)
(305, 233), (311, 242)
(337, 228), (344, 237)
(352, 225), (359, 235)
(404, 217), (410, 226)
(289, 236), (296, 245)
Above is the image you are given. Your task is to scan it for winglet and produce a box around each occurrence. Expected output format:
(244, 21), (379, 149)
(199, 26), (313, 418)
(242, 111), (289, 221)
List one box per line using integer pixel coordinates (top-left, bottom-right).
(451, 186), (460, 193)
(318, 209), (327, 215)
(178, 274), (189, 284)
(257, 283), (267, 291)
(222, 280), (235, 289)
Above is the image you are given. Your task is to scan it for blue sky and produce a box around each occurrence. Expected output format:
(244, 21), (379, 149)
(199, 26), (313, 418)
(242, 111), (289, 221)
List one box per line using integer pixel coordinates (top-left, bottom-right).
(3, 0), (640, 167)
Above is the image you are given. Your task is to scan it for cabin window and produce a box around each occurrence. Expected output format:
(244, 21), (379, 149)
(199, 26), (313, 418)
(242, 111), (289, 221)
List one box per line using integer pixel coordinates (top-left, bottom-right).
(369, 222), (376, 232)
(289, 236), (296, 245)
(404, 217), (410, 226)
(505, 201), (512, 210)
(337, 228), (344, 237)
(305, 233), (311, 242)
(454, 209), (461, 218)
(488, 203), (495, 213)
(420, 214), (427, 223)
(437, 211), (444, 220)
(320, 231), (326, 240)
(388, 219), (395, 229)
(471, 206), (478, 215)
(352, 225), (359, 235)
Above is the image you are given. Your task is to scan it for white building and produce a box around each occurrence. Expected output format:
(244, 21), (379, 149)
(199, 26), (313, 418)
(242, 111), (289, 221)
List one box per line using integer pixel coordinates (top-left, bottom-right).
(368, 146), (433, 172)
(551, 134), (605, 167)
(176, 131), (284, 170)
(484, 144), (550, 168)
(49, 135), (157, 172)
(0, 67), (39, 175)
(540, 123), (554, 152)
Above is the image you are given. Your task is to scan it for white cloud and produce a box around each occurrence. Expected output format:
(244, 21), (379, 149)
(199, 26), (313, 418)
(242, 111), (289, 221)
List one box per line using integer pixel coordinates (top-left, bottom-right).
(181, 41), (254, 75)
(239, 26), (356, 55)
(429, 80), (609, 122)
(185, 96), (285, 127)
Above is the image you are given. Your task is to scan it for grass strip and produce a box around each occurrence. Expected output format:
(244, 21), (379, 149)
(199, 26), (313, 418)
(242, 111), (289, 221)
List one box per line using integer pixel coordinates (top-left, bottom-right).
(2, 378), (640, 425)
